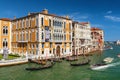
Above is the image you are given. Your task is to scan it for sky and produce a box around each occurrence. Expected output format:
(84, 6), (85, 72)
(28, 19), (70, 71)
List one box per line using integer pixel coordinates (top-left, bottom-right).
(0, 0), (120, 41)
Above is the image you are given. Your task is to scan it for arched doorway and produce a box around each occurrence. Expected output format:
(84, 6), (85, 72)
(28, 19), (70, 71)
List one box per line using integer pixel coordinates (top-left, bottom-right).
(56, 46), (60, 56)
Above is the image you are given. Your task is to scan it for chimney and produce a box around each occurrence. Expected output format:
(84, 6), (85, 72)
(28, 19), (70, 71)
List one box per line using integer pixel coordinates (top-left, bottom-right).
(42, 9), (48, 14)
(28, 12), (31, 16)
(66, 15), (69, 19)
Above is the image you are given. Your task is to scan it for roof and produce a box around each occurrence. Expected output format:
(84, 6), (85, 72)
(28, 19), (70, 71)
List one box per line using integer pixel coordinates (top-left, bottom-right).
(73, 21), (89, 25)
(91, 27), (103, 31)
(12, 11), (72, 21)
(79, 22), (89, 25)
(0, 18), (11, 21)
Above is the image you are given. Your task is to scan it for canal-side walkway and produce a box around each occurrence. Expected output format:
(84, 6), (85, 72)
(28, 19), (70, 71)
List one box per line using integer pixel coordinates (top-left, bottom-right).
(0, 58), (28, 67)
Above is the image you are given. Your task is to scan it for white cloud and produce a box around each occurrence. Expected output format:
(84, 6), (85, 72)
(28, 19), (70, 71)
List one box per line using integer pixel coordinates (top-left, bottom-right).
(107, 11), (112, 14)
(69, 13), (89, 20)
(104, 15), (120, 22)
(91, 24), (104, 28)
(60, 12), (89, 21)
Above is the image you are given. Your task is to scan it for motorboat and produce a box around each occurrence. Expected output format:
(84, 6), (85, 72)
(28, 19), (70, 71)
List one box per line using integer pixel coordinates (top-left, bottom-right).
(104, 46), (113, 50)
(103, 57), (114, 63)
(110, 47), (113, 49)
(90, 63), (108, 70)
(117, 54), (120, 58)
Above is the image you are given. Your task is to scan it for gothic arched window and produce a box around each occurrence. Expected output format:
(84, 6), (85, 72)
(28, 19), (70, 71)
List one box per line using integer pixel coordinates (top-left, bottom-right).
(3, 38), (8, 48)
(3, 26), (8, 35)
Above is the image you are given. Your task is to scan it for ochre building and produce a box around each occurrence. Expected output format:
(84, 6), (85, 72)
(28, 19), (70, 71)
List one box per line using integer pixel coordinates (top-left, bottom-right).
(0, 18), (11, 53)
(11, 9), (72, 59)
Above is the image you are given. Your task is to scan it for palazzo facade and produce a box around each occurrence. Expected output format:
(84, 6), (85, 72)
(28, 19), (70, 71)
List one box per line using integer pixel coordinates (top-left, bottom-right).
(11, 9), (72, 59)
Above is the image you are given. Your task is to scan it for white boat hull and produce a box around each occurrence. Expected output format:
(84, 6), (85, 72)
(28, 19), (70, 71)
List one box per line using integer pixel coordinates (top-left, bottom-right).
(103, 57), (114, 63)
(90, 65), (108, 70)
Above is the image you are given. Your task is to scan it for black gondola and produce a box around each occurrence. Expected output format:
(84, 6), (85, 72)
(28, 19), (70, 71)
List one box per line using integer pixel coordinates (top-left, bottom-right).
(66, 57), (78, 61)
(28, 58), (46, 65)
(25, 62), (54, 71)
(70, 60), (90, 66)
(53, 58), (62, 63)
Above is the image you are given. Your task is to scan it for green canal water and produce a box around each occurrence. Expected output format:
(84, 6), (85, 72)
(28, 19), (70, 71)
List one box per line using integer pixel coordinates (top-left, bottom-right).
(0, 44), (120, 80)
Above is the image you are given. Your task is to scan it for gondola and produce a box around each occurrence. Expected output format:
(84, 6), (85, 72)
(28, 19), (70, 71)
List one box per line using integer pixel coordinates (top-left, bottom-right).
(53, 58), (62, 63)
(66, 56), (78, 61)
(25, 62), (54, 71)
(28, 59), (41, 64)
(28, 58), (46, 65)
(70, 59), (90, 66)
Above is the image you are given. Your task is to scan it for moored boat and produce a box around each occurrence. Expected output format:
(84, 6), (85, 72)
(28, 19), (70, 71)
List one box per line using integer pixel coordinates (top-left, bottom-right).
(25, 62), (54, 71)
(53, 58), (62, 63)
(70, 59), (90, 66)
(117, 54), (120, 58)
(104, 45), (113, 50)
(66, 56), (78, 61)
(28, 58), (46, 65)
(110, 47), (113, 49)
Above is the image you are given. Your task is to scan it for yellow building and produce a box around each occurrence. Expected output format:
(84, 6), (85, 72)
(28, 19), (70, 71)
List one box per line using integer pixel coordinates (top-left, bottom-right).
(0, 18), (11, 53)
(11, 9), (72, 59)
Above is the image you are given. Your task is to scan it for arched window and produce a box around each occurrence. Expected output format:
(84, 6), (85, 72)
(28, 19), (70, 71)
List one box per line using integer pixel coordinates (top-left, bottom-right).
(23, 32), (24, 41)
(36, 31), (39, 41)
(53, 20), (55, 26)
(3, 29), (5, 34)
(42, 32), (44, 40)
(26, 32), (28, 41)
(6, 29), (8, 34)
(3, 26), (8, 35)
(29, 31), (31, 41)
(49, 19), (51, 26)
(6, 42), (8, 47)
(3, 38), (8, 48)
(41, 17), (43, 26)
(3, 42), (5, 47)
(20, 33), (22, 41)
(42, 29), (44, 40)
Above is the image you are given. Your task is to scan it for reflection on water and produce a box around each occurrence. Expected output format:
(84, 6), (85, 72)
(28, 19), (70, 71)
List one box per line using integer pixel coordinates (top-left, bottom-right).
(0, 45), (120, 80)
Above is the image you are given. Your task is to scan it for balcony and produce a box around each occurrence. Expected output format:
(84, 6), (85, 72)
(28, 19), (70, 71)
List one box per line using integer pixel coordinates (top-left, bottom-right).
(17, 40), (28, 43)
(55, 40), (63, 42)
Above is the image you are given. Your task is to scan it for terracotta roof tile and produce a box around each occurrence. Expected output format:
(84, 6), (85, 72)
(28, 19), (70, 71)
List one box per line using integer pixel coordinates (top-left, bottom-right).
(91, 27), (102, 31)
(79, 22), (89, 25)
(12, 12), (72, 21)
(0, 18), (11, 21)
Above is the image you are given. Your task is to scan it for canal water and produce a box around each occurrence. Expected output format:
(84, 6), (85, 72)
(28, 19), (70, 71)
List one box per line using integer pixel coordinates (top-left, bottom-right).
(0, 44), (120, 80)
